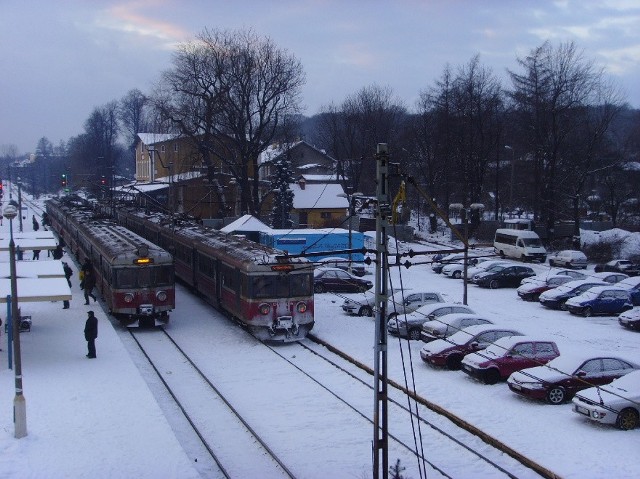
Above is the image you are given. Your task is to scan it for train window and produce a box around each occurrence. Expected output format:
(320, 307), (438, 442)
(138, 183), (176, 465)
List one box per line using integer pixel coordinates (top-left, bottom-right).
(137, 268), (152, 288)
(290, 273), (312, 296)
(116, 269), (136, 288)
(275, 276), (289, 297)
(154, 266), (174, 286)
(253, 277), (274, 298)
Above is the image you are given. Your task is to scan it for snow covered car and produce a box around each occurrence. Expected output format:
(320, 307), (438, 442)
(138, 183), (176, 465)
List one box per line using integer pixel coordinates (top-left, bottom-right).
(466, 260), (513, 281)
(572, 369), (640, 430)
(441, 257), (481, 279)
(565, 285), (633, 317)
(313, 267), (372, 293)
(520, 268), (587, 285)
(516, 275), (574, 302)
(461, 336), (560, 385)
(616, 276), (640, 306)
(317, 257), (366, 277)
(588, 271), (629, 284)
(419, 325), (522, 370)
(387, 303), (475, 341)
(538, 279), (608, 310)
(547, 250), (588, 269)
(508, 354), (639, 404)
(341, 290), (447, 318)
(431, 253), (467, 274)
(420, 313), (491, 343)
(618, 307), (640, 331)
(594, 259), (640, 276)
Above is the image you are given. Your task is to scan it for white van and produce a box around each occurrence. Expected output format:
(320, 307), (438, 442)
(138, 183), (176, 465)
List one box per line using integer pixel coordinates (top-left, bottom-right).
(494, 228), (547, 263)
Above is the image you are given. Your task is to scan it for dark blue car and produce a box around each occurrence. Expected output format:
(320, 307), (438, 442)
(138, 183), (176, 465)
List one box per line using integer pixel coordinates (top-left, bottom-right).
(565, 286), (633, 317)
(617, 277), (640, 306)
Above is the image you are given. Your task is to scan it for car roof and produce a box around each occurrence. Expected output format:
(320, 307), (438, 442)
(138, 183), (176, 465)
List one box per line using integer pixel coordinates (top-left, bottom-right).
(422, 313), (488, 325)
(449, 324), (518, 336)
(580, 285), (628, 294)
(546, 353), (640, 370)
(589, 271), (629, 280)
(491, 335), (556, 349)
(618, 276), (640, 287)
(412, 303), (473, 314)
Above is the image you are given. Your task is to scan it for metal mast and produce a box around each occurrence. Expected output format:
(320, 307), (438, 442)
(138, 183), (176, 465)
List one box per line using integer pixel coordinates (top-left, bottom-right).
(373, 143), (390, 478)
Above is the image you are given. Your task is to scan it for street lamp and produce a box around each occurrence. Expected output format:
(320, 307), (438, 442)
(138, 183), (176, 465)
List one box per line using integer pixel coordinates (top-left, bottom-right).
(449, 202), (485, 306)
(3, 204), (28, 438)
(338, 191), (363, 274)
(504, 145), (515, 215)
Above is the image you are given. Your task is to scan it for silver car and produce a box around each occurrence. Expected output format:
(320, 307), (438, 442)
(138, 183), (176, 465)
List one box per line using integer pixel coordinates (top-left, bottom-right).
(342, 290), (447, 318)
(387, 303), (475, 340)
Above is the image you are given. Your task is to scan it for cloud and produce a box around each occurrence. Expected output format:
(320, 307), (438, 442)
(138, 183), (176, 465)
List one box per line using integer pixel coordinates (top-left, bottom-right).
(95, 0), (191, 49)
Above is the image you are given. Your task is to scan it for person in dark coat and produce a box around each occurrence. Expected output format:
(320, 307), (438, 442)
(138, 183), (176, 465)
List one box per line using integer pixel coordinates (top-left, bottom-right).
(52, 244), (64, 260)
(32, 215), (39, 231)
(84, 311), (98, 358)
(83, 269), (97, 305)
(62, 262), (73, 309)
(32, 249), (41, 260)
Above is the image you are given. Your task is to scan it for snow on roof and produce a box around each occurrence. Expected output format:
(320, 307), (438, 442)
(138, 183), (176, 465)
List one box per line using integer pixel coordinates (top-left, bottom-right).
(0, 277), (71, 302)
(289, 183), (348, 210)
(137, 133), (178, 145)
(220, 215), (272, 233)
(1, 260), (65, 278)
(299, 173), (340, 182)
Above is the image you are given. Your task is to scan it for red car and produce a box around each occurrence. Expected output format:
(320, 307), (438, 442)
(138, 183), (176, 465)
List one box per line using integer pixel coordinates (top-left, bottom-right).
(420, 325), (523, 370)
(507, 354), (639, 404)
(461, 336), (560, 384)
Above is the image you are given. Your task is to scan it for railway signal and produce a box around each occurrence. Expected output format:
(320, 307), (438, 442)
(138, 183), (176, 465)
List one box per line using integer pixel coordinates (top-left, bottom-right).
(61, 173), (67, 187)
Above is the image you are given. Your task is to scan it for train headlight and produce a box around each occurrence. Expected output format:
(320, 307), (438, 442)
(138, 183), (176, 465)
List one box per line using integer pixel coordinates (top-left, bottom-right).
(296, 302), (307, 313)
(259, 303), (271, 315)
(124, 293), (134, 303)
(156, 291), (168, 302)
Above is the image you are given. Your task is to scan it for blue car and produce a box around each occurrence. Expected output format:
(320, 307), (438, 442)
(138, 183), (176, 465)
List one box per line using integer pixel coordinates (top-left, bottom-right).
(565, 286), (633, 317)
(617, 276), (640, 306)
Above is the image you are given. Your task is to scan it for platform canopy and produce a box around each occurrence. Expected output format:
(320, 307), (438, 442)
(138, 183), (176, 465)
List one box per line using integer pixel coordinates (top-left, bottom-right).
(1, 260), (66, 279)
(0, 231), (58, 252)
(0, 277), (71, 303)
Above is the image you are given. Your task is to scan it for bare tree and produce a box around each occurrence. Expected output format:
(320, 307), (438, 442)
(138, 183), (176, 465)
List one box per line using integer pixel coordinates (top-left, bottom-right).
(119, 89), (150, 151)
(154, 28), (305, 217)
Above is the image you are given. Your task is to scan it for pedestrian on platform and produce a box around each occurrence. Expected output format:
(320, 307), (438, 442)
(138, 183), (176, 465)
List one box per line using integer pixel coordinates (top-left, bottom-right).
(83, 269), (97, 305)
(32, 215), (39, 231)
(32, 249), (41, 260)
(84, 311), (97, 358)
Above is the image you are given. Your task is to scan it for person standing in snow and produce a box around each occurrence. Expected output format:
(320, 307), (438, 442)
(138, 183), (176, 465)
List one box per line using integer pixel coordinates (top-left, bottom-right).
(82, 269), (97, 305)
(84, 311), (98, 358)
(32, 215), (39, 231)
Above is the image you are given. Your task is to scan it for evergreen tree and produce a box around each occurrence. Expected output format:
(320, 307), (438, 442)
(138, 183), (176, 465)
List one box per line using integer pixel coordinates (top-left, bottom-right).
(270, 155), (295, 228)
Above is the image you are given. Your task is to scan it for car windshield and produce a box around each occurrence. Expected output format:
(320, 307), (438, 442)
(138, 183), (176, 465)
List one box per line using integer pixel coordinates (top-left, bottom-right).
(447, 329), (479, 346)
(579, 290), (600, 300)
(522, 237), (543, 247)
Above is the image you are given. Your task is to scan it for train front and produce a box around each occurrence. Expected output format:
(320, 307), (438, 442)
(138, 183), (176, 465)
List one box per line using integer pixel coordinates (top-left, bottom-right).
(244, 261), (315, 342)
(112, 245), (175, 327)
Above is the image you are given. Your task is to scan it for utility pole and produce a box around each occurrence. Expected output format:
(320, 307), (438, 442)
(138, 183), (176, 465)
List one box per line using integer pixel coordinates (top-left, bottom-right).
(373, 143), (390, 479)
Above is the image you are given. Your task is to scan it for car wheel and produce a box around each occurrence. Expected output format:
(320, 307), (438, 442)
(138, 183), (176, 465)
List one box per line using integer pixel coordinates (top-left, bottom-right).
(532, 293), (541, 302)
(489, 279), (500, 289)
(582, 306), (593, 318)
(314, 283), (325, 294)
(549, 259), (555, 267)
(499, 251), (505, 259)
(453, 270), (462, 279)
(387, 312), (398, 321)
(445, 354), (463, 370)
(560, 301), (569, 311)
(358, 284), (368, 293)
(546, 386), (566, 405)
(521, 254), (527, 262)
(484, 369), (501, 385)
(359, 305), (373, 317)
(616, 408), (639, 430)
(408, 329), (421, 341)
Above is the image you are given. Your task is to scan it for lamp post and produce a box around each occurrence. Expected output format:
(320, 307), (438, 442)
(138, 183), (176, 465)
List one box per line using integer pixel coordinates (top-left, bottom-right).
(449, 202), (485, 305)
(504, 145), (515, 214)
(3, 204), (28, 439)
(338, 191), (363, 274)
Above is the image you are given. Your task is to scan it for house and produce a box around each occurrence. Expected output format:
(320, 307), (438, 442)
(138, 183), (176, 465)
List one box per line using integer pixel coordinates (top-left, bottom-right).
(289, 177), (349, 228)
(258, 140), (337, 181)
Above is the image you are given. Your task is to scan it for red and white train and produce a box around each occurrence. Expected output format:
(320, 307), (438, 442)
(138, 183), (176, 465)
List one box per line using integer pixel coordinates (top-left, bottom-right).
(46, 198), (175, 326)
(108, 205), (315, 341)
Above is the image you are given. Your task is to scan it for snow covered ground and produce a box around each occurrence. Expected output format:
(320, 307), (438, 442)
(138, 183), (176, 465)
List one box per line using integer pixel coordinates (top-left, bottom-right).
(1, 195), (639, 478)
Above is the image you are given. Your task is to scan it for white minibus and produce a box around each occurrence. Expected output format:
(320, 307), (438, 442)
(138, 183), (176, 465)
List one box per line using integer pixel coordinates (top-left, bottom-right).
(493, 228), (547, 262)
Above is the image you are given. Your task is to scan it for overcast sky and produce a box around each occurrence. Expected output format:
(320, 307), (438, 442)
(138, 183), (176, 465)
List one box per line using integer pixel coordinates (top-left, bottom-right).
(1, 0), (639, 154)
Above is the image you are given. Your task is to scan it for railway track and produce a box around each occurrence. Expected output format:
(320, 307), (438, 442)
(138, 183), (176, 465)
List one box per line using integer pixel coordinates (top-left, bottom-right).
(129, 327), (296, 479)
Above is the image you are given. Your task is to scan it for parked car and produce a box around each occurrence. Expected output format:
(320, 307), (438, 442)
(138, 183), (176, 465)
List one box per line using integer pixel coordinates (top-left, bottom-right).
(520, 268), (587, 284)
(517, 275), (574, 302)
(317, 257), (366, 277)
(565, 285), (633, 317)
(572, 369), (640, 430)
(618, 307), (640, 331)
(466, 260), (513, 280)
(461, 336), (560, 385)
(507, 353), (639, 404)
(313, 267), (373, 293)
(420, 313), (491, 343)
(548, 250), (588, 269)
(594, 259), (640, 276)
(420, 325), (523, 370)
(473, 264), (536, 289)
(588, 271), (629, 284)
(441, 256), (483, 279)
(387, 303), (475, 340)
(431, 253), (468, 274)
(341, 290), (447, 318)
(539, 279), (608, 310)
(616, 276), (640, 306)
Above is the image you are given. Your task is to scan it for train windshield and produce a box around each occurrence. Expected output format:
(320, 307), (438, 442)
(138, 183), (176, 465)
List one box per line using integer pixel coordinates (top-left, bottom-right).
(252, 273), (312, 298)
(114, 266), (174, 288)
